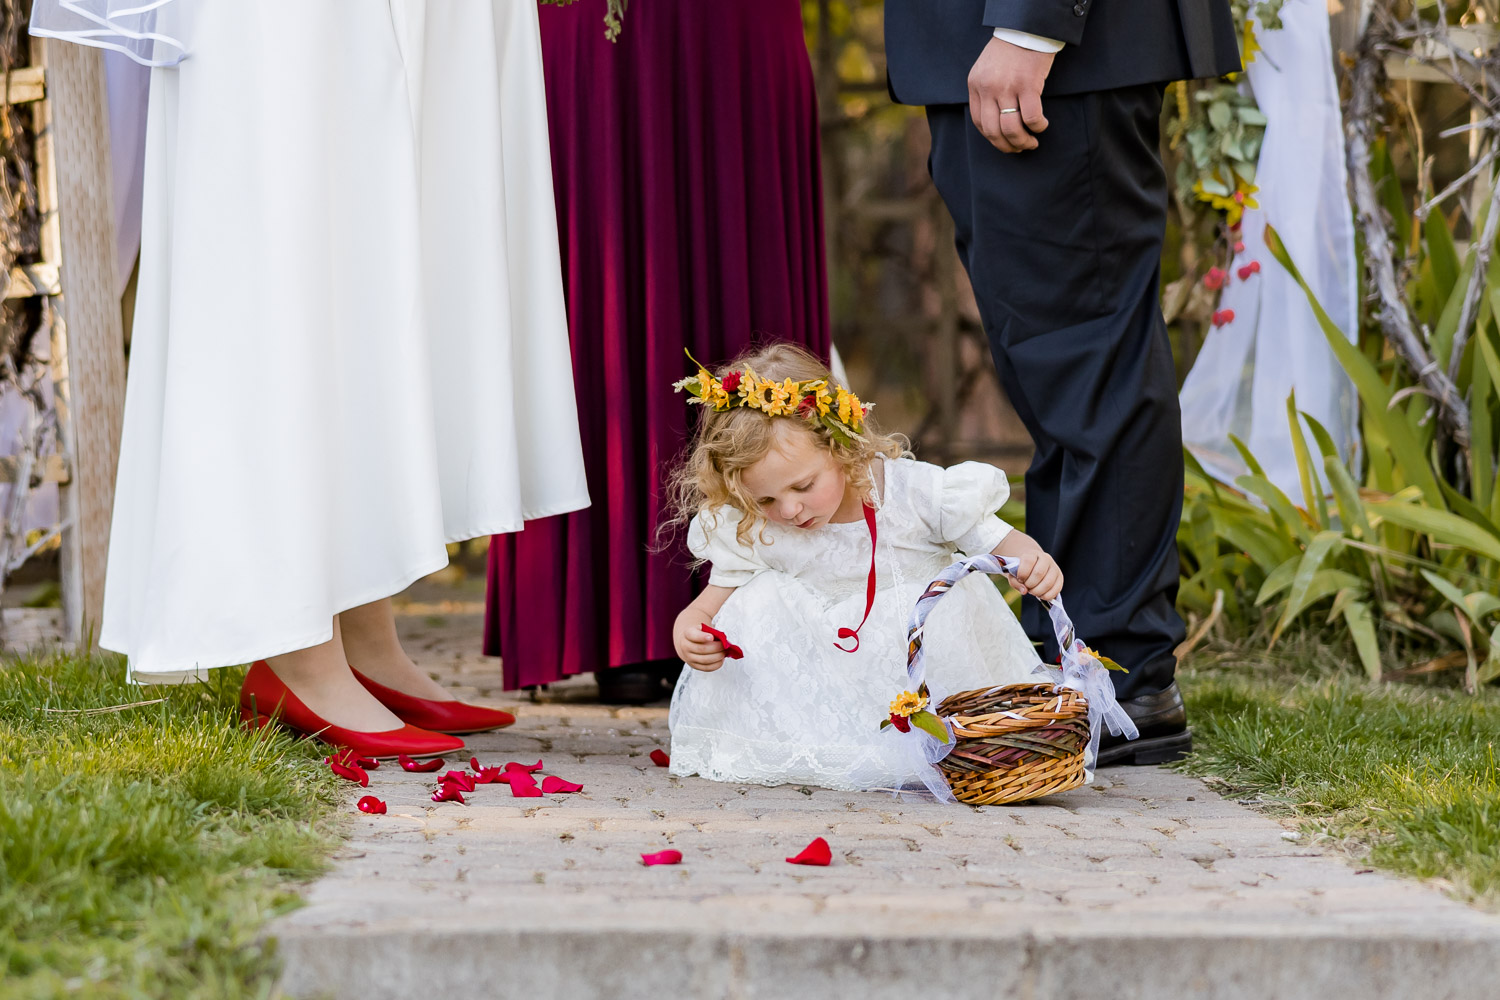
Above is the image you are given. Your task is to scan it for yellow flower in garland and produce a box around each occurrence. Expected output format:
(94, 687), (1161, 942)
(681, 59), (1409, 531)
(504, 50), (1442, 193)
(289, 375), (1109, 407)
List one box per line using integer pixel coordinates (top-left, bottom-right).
(694, 367), (729, 409)
(812, 383), (833, 417)
(748, 376), (792, 416)
(1192, 177), (1259, 226)
(837, 388), (866, 430)
(889, 690), (928, 718)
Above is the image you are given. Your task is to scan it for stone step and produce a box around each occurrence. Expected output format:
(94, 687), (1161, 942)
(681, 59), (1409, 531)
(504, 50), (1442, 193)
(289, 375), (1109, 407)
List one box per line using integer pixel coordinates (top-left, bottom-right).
(276, 914), (1500, 1000)
(272, 710), (1500, 1000)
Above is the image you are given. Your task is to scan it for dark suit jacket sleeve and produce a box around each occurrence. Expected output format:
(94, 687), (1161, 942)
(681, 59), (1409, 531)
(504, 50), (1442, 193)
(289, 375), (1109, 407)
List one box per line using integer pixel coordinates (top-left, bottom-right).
(984, 0), (1091, 47)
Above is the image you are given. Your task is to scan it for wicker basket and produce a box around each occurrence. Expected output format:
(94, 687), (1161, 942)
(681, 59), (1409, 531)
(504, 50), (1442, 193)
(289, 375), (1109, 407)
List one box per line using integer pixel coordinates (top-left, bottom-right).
(934, 683), (1090, 805)
(900, 553), (1114, 806)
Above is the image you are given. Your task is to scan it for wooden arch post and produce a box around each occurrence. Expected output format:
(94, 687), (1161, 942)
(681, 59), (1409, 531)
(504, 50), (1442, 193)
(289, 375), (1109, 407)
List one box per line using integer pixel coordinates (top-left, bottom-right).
(38, 38), (127, 645)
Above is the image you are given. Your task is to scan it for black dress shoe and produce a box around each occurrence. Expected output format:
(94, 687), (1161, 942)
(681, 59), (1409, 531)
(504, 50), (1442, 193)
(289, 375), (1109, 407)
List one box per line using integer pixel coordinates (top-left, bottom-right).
(594, 668), (662, 706)
(1096, 680), (1193, 766)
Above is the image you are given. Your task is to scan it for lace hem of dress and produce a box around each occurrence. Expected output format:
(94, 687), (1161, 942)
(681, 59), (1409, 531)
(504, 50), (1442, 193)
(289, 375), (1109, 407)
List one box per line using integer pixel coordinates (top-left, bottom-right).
(668, 724), (920, 793)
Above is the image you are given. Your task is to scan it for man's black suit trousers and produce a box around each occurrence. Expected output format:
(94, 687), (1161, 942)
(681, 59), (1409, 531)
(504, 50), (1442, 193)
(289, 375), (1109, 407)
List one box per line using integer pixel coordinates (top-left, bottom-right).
(926, 86), (1185, 698)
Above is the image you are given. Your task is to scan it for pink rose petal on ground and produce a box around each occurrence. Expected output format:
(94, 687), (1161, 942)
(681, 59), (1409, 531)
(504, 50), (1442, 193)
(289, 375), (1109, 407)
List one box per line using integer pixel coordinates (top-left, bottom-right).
(785, 837), (832, 866)
(504, 760), (544, 773)
(356, 795), (387, 814)
(640, 850), (682, 866)
(541, 775), (583, 794)
(649, 749), (670, 767)
(398, 755), (446, 773)
(329, 761), (370, 786)
(440, 770), (477, 792)
(431, 784), (466, 804)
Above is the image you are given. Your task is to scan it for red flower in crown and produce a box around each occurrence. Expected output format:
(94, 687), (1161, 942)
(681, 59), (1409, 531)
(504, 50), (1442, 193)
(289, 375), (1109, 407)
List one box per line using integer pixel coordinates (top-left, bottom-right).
(797, 394), (817, 417)
(721, 371), (743, 393)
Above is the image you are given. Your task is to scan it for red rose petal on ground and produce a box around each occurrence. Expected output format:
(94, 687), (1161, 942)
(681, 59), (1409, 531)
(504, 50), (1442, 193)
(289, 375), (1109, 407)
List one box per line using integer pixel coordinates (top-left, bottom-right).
(504, 760), (544, 773)
(649, 748), (671, 767)
(440, 771), (477, 792)
(329, 761), (370, 786)
(699, 624), (744, 659)
(785, 837), (832, 866)
(356, 795), (387, 815)
(431, 784), (466, 804)
(326, 750), (380, 769)
(509, 778), (543, 798)
(640, 850), (683, 866)
(541, 775), (583, 794)
(472, 766), (506, 784)
(398, 754), (445, 773)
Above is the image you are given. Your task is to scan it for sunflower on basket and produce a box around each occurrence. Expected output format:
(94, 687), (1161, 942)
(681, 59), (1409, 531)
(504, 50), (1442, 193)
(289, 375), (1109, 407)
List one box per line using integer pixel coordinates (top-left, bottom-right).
(880, 684), (949, 744)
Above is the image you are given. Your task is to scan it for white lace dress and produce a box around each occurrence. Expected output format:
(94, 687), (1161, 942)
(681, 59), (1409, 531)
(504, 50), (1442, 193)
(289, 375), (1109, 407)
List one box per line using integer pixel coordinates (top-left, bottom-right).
(669, 457), (1042, 791)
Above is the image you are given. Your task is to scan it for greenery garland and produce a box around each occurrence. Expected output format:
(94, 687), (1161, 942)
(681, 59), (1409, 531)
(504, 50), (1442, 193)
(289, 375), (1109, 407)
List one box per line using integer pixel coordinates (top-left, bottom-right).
(1163, 0), (1287, 227)
(541, 0), (628, 41)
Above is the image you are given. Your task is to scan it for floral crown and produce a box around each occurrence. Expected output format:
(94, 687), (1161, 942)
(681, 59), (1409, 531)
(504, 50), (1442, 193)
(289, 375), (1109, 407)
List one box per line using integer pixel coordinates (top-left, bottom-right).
(673, 354), (870, 446)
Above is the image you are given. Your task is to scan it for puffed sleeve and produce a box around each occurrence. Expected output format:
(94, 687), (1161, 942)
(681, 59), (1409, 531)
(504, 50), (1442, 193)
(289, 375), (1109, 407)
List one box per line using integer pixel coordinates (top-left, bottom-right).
(936, 461), (1015, 556)
(686, 508), (767, 588)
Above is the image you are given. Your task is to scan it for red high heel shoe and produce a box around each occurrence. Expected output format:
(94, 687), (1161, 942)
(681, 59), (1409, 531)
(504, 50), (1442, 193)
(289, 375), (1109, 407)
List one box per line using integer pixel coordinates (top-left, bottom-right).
(351, 667), (516, 735)
(239, 660), (463, 759)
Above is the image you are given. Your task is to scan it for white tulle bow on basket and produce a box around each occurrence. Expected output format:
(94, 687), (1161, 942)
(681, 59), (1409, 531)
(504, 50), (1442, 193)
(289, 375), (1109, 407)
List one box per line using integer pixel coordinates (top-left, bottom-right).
(883, 553), (1139, 805)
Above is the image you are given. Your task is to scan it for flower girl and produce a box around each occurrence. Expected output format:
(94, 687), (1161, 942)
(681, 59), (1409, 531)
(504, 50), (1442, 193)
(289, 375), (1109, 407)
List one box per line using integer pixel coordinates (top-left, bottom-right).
(667, 344), (1058, 791)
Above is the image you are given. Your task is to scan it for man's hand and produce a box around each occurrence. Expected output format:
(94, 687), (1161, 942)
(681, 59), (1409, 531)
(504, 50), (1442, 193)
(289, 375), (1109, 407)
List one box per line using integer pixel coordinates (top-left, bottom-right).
(968, 37), (1053, 153)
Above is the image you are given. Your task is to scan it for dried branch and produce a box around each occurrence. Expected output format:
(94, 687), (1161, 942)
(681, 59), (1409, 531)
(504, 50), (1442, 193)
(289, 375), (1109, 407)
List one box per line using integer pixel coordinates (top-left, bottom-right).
(1345, 11), (1472, 450)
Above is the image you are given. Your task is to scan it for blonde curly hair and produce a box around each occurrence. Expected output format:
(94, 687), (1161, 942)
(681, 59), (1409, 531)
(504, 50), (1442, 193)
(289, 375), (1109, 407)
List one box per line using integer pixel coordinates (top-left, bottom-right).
(666, 343), (909, 548)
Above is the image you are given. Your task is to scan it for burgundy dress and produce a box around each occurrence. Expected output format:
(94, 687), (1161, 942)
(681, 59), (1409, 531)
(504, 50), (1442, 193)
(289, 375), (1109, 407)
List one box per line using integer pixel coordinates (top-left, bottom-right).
(484, 0), (831, 689)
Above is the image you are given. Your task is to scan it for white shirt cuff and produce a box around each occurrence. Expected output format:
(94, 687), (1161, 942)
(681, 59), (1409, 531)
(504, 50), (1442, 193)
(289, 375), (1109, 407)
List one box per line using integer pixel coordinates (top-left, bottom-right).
(992, 27), (1065, 54)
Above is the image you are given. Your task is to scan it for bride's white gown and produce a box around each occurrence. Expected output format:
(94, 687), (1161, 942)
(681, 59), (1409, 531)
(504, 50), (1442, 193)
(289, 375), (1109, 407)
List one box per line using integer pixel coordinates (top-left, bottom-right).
(97, 1), (588, 681)
(669, 458), (1041, 791)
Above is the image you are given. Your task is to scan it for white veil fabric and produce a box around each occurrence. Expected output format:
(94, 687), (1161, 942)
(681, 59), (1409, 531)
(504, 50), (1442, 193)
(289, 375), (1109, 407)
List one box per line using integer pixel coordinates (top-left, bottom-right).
(29, 1), (186, 67)
(1179, 0), (1359, 496)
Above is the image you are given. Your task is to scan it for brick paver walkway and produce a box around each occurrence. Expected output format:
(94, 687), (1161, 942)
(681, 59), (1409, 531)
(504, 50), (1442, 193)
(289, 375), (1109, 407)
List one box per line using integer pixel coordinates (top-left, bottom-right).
(272, 604), (1500, 1000)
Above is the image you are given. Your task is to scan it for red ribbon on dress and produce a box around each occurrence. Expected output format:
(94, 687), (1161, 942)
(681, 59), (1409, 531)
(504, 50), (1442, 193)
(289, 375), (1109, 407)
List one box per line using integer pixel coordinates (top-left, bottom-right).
(834, 502), (878, 653)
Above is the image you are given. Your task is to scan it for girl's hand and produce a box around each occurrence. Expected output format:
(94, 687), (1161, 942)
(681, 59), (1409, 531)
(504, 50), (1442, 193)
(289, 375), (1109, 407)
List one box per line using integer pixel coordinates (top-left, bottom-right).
(993, 531), (1064, 603)
(674, 604), (727, 671)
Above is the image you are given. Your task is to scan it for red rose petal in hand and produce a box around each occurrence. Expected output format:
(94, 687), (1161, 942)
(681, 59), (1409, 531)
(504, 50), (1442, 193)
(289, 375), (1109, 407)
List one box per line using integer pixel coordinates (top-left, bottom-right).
(431, 784), (466, 804)
(329, 761), (370, 786)
(398, 754), (445, 773)
(541, 775), (583, 794)
(356, 795), (387, 815)
(785, 837), (832, 866)
(649, 749), (671, 768)
(504, 760), (544, 773)
(699, 624), (744, 659)
(640, 850), (683, 866)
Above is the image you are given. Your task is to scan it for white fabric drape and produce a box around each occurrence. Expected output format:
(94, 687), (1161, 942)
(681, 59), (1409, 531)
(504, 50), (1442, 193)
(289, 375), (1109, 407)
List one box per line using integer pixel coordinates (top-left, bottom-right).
(105, 51), (150, 294)
(1179, 0), (1359, 496)
(29, 0), (186, 66)
(95, 0), (588, 682)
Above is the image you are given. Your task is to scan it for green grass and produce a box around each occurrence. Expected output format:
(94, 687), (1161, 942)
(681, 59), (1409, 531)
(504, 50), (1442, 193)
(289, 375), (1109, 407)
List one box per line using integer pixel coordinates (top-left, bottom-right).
(1179, 638), (1500, 908)
(0, 653), (344, 999)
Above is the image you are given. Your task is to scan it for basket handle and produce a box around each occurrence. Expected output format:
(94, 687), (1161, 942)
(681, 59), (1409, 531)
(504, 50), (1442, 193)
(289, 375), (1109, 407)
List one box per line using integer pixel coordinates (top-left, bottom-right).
(902, 553), (1138, 767)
